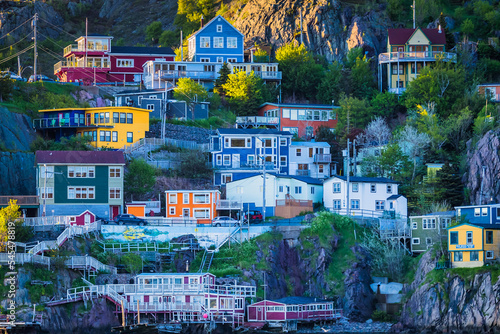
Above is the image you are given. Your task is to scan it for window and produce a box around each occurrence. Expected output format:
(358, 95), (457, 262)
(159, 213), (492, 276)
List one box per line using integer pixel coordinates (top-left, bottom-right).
(474, 208), (480, 217)
(486, 231), (493, 244)
(280, 138), (287, 146)
(319, 164), (324, 173)
(247, 155), (255, 165)
(214, 37), (224, 48)
(168, 193), (177, 204)
(68, 167), (95, 178)
(127, 113), (133, 124)
(310, 187), (315, 194)
(296, 148), (301, 157)
(450, 231), (458, 245)
(333, 200), (341, 210)
(482, 207), (488, 216)
(352, 183), (359, 192)
(280, 156), (287, 167)
(92, 131), (97, 142)
(105, 112), (110, 123)
(221, 174), (232, 184)
(127, 132), (133, 143)
(230, 138), (246, 147)
(120, 113), (126, 123)
(194, 209), (210, 219)
(350, 199), (360, 209)
(183, 193), (189, 204)
(375, 200), (385, 210)
(279, 186), (283, 193)
(294, 186), (302, 194)
(423, 218), (436, 229)
(426, 237), (433, 245)
(216, 155), (222, 166)
(117, 59), (134, 67)
(41, 187), (54, 199)
(109, 187), (121, 199)
(412, 238), (420, 245)
(223, 155), (230, 166)
(100, 130), (105, 142)
(441, 218), (451, 229)
(370, 184), (376, 193)
(68, 186), (95, 199)
(138, 96), (143, 106)
(109, 168), (121, 178)
(105, 131), (111, 142)
(333, 183), (341, 193)
(40, 165), (54, 179)
(217, 57), (223, 62)
(200, 58), (210, 63)
(470, 251), (479, 261)
(391, 63), (404, 74)
(227, 37), (237, 48)
(113, 112), (119, 123)
(466, 231), (473, 244)
(94, 113), (99, 124)
(387, 185), (392, 193)
(169, 207), (176, 215)
(216, 25), (222, 32)
(486, 251), (494, 259)
(194, 194), (209, 204)
(227, 58), (237, 63)
(147, 104), (154, 110)
(112, 131), (118, 142)
(412, 222), (417, 229)
(200, 37), (210, 48)
(454, 251), (463, 262)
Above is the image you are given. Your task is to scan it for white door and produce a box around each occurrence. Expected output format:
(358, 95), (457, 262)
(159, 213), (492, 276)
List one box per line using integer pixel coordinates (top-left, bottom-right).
(232, 154), (240, 168)
(84, 214), (91, 224)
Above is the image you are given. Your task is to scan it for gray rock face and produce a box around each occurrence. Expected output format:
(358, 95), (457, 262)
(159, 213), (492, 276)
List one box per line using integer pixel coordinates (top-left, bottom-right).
(0, 152), (35, 195)
(0, 107), (37, 152)
(147, 123), (213, 143)
(464, 129), (500, 205)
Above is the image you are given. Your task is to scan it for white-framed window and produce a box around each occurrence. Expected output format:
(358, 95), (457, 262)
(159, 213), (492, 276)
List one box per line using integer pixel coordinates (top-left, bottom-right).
(296, 148), (301, 157)
(247, 155), (255, 165)
(109, 167), (121, 178)
(127, 132), (133, 143)
(217, 57), (223, 62)
(280, 156), (287, 167)
(223, 155), (231, 166)
(117, 59), (134, 67)
(295, 186), (302, 194)
(352, 183), (359, 192)
(41, 187), (54, 199)
(412, 222), (417, 229)
(474, 208), (480, 216)
(482, 207), (488, 216)
(486, 250), (494, 259)
(217, 25), (222, 32)
(112, 131), (118, 142)
(183, 193), (189, 204)
(279, 186), (284, 192)
(227, 37), (237, 48)
(426, 237), (433, 245)
(221, 174), (232, 184)
(319, 164), (324, 173)
(68, 186), (95, 199)
(216, 155), (222, 166)
(109, 187), (121, 199)
(168, 193), (177, 204)
(466, 231), (473, 244)
(200, 37), (210, 48)
(333, 183), (341, 193)
(280, 138), (287, 146)
(68, 166), (95, 178)
(282, 127), (298, 135)
(194, 208), (210, 219)
(333, 200), (341, 209)
(214, 37), (224, 48)
(194, 193), (210, 204)
(200, 58), (210, 62)
(470, 251), (479, 261)
(40, 165), (54, 179)
(375, 200), (385, 210)
(146, 104), (154, 110)
(235, 298), (244, 309)
(454, 251), (463, 262)
(387, 184), (392, 193)
(351, 199), (360, 209)
(423, 218), (436, 229)
(169, 207), (175, 215)
(370, 184), (376, 193)
(441, 218), (451, 229)
(227, 58), (237, 63)
(310, 187), (315, 194)
(412, 238), (420, 245)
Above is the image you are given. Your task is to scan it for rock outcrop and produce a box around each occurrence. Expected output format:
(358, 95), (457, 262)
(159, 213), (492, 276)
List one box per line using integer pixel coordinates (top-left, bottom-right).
(464, 129), (500, 205)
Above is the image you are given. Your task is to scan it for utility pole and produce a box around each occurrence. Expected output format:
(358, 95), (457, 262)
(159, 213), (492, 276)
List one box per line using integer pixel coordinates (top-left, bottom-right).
(180, 30), (183, 61)
(412, 0), (416, 29)
(300, 9), (304, 45)
(33, 14), (38, 80)
(17, 56), (21, 77)
(346, 139), (350, 217)
(262, 159), (266, 222)
(43, 164), (47, 218)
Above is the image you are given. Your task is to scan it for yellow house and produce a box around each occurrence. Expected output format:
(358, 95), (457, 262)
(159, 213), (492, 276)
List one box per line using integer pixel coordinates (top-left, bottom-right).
(377, 27), (455, 94)
(448, 223), (500, 268)
(34, 106), (151, 149)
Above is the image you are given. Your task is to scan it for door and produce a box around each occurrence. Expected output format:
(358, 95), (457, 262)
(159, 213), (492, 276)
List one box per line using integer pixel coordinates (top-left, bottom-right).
(111, 206), (119, 219)
(84, 213), (91, 225)
(257, 306), (264, 321)
(58, 113), (63, 126)
(232, 154), (240, 168)
(183, 209), (190, 219)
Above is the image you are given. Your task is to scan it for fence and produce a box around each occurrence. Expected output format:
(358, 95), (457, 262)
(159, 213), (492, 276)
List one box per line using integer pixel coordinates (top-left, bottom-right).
(123, 138), (209, 154)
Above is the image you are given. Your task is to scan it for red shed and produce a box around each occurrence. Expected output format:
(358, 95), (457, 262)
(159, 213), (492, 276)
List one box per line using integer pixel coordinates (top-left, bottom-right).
(72, 210), (96, 226)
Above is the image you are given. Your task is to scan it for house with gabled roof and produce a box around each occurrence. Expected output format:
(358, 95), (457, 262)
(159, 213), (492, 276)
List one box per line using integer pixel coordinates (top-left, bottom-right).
(378, 27), (456, 94)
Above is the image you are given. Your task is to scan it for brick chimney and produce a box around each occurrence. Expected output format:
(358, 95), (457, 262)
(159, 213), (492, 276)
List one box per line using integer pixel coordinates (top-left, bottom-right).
(201, 15), (204, 28)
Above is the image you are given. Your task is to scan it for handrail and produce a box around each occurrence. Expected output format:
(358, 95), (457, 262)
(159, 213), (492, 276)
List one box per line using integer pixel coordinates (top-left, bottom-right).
(378, 51), (456, 63)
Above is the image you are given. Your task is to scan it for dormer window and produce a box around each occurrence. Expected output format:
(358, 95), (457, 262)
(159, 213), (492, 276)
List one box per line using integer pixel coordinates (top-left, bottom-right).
(217, 25), (222, 32)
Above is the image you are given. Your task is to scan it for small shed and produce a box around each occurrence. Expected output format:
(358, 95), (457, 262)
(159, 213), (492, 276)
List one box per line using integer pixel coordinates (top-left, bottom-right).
(370, 282), (403, 314)
(126, 203), (146, 217)
(72, 210), (96, 226)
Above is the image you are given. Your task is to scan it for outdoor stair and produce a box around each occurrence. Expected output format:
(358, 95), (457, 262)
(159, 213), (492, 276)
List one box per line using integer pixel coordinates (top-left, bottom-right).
(198, 226), (241, 272)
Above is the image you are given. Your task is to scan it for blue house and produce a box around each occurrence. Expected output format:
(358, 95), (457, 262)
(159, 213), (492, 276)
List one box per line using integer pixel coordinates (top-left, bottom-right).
(210, 128), (293, 186)
(455, 204), (500, 225)
(187, 15), (244, 63)
(114, 89), (171, 118)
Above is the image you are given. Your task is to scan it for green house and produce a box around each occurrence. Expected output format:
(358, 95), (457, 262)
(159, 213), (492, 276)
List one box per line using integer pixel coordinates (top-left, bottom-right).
(410, 211), (455, 254)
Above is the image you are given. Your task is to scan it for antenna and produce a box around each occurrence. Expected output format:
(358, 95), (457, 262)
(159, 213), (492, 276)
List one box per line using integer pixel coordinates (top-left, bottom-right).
(33, 14), (38, 79)
(412, 0), (415, 29)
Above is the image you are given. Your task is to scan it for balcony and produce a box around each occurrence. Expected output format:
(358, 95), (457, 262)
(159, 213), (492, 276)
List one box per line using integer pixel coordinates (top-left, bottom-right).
(296, 170), (310, 176)
(252, 71), (282, 80)
(216, 162), (276, 170)
(378, 51), (456, 64)
(236, 116), (279, 128)
(33, 117), (114, 129)
(54, 59), (111, 74)
(314, 154), (331, 164)
(160, 70), (217, 81)
(216, 200), (243, 211)
(0, 196), (39, 207)
(388, 87), (406, 94)
(64, 44), (109, 56)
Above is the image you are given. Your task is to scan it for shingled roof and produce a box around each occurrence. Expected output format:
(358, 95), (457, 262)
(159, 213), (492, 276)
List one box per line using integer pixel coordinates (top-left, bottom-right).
(388, 28), (446, 45)
(35, 151), (125, 165)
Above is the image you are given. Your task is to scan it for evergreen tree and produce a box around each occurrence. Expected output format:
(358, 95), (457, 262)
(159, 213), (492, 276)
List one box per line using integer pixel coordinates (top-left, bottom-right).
(124, 159), (156, 200)
(214, 62), (231, 97)
(439, 13), (455, 51)
(436, 163), (464, 207)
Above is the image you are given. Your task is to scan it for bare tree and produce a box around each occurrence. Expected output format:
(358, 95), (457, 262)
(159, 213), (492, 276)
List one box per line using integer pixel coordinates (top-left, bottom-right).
(397, 125), (430, 182)
(357, 116), (392, 148)
(437, 72), (450, 98)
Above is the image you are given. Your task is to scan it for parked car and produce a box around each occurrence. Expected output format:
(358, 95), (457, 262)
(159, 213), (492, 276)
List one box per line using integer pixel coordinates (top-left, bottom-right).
(243, 210), (263, 223)
(28, 74), (56, 83)
(211, 216), (240, 227)
(1, 71), (25, 81)
(113, 214), (147, 226)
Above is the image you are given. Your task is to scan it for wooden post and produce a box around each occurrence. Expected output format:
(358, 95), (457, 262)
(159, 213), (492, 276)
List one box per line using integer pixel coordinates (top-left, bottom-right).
(121, 300), (125, 327)
(137, 300), (140, 324)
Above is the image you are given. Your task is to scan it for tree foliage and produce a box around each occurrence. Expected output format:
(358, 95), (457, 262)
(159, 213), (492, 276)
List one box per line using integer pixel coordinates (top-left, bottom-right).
(177, 150), (213, 179)
(124, 159), (156, 199)
(222, 71), (269, 116)
(0, 200), (21, 251)
(145, 21), (163, 45)
(213, 62), (231, 97)
(316, 62), (344, 104)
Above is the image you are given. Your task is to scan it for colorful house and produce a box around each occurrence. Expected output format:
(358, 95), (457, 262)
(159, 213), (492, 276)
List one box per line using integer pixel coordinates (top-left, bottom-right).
(165, 190), (221, 224)
(33, 106), (151, 149)
(236, 103), (338, 139)
(448, 222), (500, 268)
(35, 150), (125, 218)
(410, 211), (454, 254)
(478, 83), (500, 102)
(455, 204), (500, 225)
(378, 27), (455, 94)
(288, 141), (332, 179)
(210, 129), (293, 186)
(54, 34), (175, 84)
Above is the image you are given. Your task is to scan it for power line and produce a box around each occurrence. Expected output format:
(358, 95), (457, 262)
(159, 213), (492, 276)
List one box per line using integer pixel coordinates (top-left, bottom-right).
(0, 45), (34, 65)
(38, 17), (78, 40)
(0, 17), (33, 41)
(37, 32), (67, 50)
(38, 45), (64, 61)
(0, 33), (31, 52)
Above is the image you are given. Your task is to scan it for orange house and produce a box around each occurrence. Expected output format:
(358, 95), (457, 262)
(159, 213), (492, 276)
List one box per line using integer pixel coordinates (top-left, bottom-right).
(165, 190), (220, 224)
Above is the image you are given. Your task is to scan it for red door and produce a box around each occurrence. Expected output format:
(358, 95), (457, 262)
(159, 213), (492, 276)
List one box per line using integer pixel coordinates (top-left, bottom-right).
(111, 206), (119, 219)
(257, 307), (263, 321)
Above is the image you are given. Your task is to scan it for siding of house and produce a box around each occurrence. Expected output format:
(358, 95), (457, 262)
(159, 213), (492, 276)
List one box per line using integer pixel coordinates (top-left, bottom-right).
(448, 224), (484, 268)
(165, 190), (220, 222)
(410, 215), (452, 253)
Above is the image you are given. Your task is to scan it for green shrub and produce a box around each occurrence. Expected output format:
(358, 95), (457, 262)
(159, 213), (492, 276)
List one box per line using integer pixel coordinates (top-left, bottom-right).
(372, 310), (393, 322)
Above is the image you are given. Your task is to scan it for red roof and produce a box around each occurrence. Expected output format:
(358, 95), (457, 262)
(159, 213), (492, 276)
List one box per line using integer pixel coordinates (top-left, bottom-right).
(388, 28), (446, 45)
(35, 151), (125, 165)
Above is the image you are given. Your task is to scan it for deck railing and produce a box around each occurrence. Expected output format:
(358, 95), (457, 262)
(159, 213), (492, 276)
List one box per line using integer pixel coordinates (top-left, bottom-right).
(0, 196), (39, 206)
(236, 116), (280, 126)
(54, 59), (110, 74)
(296, 170), (310, 176)
(314, 154), (332, 163)
(122, 137), (209, 154)
(378, 51), (456, 63)
(64, 44), (109, 56)
(276, 199), (312, 207)
(216, 200), (243, 210)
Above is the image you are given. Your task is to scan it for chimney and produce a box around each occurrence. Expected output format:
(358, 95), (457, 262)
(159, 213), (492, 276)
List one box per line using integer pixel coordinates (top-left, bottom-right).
(438, 24), (442, 33)
(201, 15), (204, 28)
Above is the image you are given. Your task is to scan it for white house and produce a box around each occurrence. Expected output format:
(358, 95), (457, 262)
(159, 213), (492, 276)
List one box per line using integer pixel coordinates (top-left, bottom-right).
(323, 175), (407, 218)
(289, 141), (332, 179)
(225, 174), (323, 217)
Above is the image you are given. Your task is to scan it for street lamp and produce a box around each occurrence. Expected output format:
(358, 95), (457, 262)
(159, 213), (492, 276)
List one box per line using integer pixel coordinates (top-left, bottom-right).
(20, 66), (33, 80)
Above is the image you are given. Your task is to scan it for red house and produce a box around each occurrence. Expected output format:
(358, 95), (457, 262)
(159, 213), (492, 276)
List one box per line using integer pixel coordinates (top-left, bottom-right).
(236, 103), (339, 139)
(247, 297), (342, 326)
(71, 210), (96, 226)
(54, 34), (175, 85)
